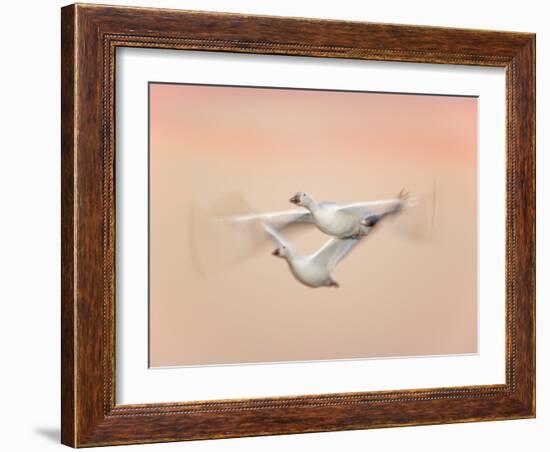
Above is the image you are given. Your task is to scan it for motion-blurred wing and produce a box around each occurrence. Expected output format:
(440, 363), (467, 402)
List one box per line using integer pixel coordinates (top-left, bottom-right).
(312, 237), (363, 271)
(261, 222), (292, 249)
(223, 209), (313, 227)
(338, 198), (404, 219)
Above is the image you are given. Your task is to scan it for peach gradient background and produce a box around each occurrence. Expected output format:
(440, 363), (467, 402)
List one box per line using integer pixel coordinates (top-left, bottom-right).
(149, 83), (477, 367)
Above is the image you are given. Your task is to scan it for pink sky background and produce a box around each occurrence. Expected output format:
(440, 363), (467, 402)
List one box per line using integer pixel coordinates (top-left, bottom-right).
(149, 83), (478, 367)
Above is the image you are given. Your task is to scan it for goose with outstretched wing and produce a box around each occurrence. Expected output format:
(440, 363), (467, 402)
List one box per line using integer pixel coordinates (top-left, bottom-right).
(262, 222), (373, 288)
(224, 190), (412, 239)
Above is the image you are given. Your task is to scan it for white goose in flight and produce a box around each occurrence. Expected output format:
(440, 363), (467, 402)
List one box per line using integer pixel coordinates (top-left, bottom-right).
(225, 190), (411, 239)
(263, 222), (374, 288)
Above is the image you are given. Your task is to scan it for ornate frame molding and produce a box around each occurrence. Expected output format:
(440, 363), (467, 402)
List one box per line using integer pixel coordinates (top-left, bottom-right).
(61, 4), (535, 447)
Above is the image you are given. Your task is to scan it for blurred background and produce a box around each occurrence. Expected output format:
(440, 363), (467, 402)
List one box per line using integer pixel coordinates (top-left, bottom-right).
(149, 83), (478, 367)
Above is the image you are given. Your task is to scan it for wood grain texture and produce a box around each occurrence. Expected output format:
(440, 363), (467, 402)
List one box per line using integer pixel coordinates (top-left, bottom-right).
(60, 3), (536, 447)
(61, 4), (76, 447)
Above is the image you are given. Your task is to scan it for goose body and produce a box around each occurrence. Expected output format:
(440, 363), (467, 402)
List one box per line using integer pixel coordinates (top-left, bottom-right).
(263, 223), (368, 288)
(309, 202), (363, 238)
(285, 254), (336, 288)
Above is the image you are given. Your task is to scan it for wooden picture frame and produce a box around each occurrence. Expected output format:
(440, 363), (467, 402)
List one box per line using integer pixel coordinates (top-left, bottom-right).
(61, 3), (535, 447)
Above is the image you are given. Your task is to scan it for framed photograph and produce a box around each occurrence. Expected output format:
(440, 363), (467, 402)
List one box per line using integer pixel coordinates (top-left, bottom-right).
(61, 3), (535, 447)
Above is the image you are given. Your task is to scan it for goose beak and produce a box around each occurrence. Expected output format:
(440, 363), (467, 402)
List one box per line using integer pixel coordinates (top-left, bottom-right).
(272, 248), (280, 256)
(289, 194), (300, 204)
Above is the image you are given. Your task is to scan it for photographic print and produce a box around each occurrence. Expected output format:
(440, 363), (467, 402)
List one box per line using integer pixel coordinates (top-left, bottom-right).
(148, 82), (477, 368)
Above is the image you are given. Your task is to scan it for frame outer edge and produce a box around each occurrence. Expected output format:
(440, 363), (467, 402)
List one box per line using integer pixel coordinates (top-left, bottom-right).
(60, 3), (536, 447)
(515, 35), (536, 416)
(531, 34), (536, 418)
(61, 3), (77, 448)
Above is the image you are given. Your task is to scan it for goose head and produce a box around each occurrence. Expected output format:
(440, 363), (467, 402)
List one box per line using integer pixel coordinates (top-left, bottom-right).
(272, 245), (289, 259)
(289, 191), (314, 208)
